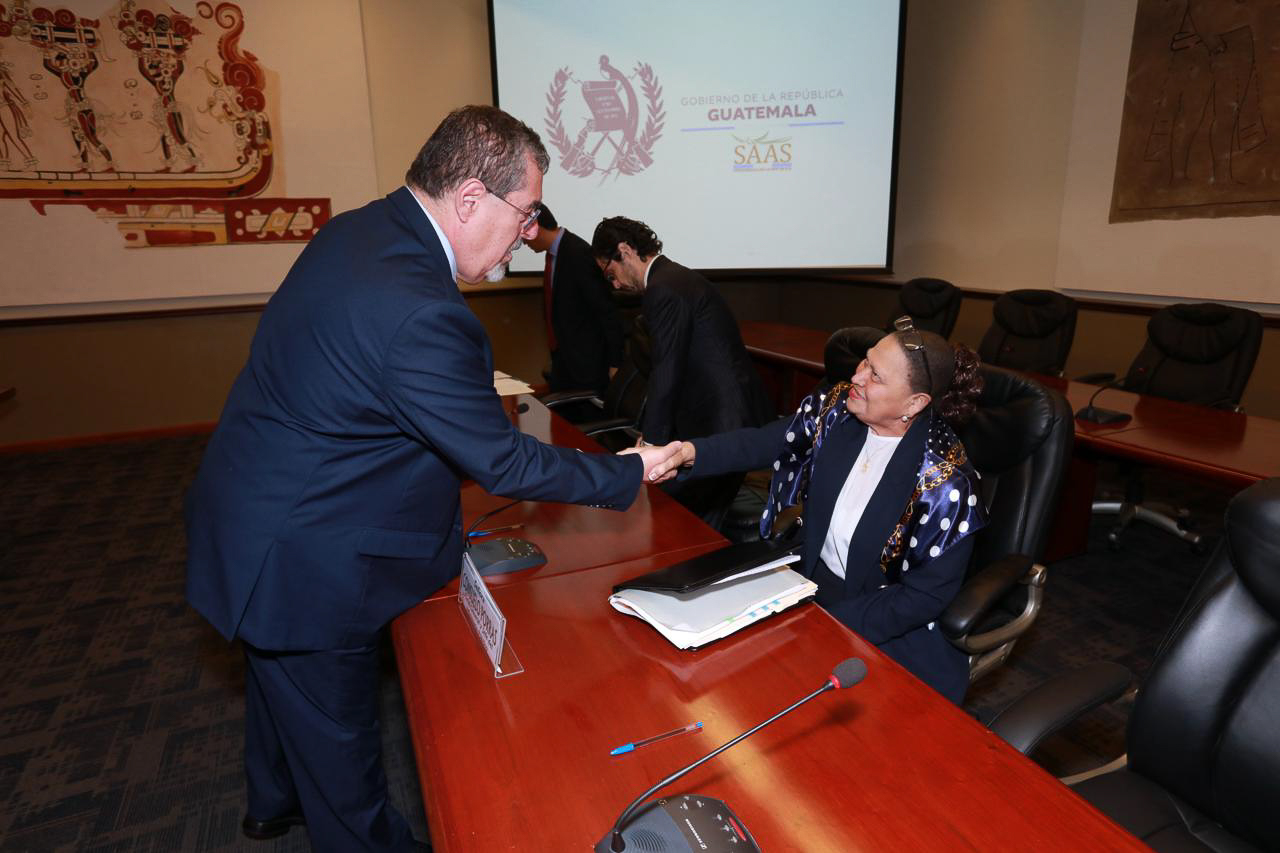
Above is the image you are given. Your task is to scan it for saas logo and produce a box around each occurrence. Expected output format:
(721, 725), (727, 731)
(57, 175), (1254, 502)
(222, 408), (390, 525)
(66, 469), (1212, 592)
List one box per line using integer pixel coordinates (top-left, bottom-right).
(544, 55), (664, 182)
(733, 134), (792, 172)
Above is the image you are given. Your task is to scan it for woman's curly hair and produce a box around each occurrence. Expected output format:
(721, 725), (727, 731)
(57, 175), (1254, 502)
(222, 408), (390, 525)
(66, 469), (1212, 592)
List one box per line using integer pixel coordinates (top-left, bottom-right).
(937, 344), (983, 424)
(895, 331), (984, 425)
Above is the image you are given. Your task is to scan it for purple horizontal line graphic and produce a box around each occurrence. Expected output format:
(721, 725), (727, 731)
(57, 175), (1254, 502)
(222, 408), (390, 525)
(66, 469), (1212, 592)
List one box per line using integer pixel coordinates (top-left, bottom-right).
(680, 126), (736, 132)
(788, 121), (845, 126)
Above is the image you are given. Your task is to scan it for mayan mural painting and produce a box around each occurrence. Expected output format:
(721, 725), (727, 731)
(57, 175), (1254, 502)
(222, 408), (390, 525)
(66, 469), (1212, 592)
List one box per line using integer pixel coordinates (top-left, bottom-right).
(1111, 0), (1280, 223)
(0, 0), (328, 246)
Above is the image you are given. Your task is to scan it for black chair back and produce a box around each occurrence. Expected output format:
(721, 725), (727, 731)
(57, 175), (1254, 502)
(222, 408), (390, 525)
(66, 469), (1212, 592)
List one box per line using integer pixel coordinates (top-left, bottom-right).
(958, 366), (1074, 568)
(822, 326), (886, 383)
(1122, 302), (1262, 407)
(1110, 479), (1280, 851)
(600, 318), (651, 421)
(978, 289), (1078, 376)
(887, 278), (961, 339)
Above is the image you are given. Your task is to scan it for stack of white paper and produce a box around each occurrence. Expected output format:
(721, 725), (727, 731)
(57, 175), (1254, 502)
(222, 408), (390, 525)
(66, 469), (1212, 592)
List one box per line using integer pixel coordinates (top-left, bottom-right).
(493, 370), (534, 396)
(608, 557), (815, 650)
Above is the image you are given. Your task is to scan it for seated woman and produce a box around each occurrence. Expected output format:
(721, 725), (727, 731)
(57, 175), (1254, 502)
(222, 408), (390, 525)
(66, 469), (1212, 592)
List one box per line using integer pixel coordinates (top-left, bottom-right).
(673, 321), (985, 703)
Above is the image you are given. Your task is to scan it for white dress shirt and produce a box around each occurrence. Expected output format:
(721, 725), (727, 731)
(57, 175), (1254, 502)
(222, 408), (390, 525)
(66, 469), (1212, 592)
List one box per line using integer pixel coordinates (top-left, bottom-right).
(819, 431), (902, 579)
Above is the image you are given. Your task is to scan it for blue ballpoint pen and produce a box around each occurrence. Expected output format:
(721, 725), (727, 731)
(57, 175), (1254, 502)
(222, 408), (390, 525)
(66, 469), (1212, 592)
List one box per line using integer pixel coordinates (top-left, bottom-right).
(610, 721), (703, 756)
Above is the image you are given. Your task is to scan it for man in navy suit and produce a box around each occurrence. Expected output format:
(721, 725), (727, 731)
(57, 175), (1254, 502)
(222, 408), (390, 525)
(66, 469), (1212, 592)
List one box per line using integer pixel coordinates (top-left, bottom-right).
(523, 205), (624, 393)
(185, 106), (683, 852)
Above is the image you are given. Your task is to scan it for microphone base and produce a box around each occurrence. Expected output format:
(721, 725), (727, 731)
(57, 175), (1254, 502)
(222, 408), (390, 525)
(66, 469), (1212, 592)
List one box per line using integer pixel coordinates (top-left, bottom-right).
(596, 795), (760, 853)
(466, 537), (547, 576)
(1075, 405), (1132, 426)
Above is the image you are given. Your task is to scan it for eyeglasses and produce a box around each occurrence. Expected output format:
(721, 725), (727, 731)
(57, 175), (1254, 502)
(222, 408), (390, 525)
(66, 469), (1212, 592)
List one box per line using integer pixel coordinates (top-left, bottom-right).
(893, 315), (933, 393)
(484, 186), (541, 232)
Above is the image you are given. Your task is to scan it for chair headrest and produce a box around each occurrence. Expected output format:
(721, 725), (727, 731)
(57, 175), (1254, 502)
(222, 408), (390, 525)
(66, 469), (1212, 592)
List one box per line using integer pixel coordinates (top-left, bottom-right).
(901, 278), (957, 318)
(1148, 303), (1259, 365)
(824, 326), (886, 383)
(959, 367), (1059, 474)
(1226, 479), (1280, 618)
(993, 290), (1075, 337)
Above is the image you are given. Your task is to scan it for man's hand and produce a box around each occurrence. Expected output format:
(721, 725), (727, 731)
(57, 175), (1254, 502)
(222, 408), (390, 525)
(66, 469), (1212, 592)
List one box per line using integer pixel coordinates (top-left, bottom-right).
(618, 440), (684, 483)
(676, 441), (696, 468)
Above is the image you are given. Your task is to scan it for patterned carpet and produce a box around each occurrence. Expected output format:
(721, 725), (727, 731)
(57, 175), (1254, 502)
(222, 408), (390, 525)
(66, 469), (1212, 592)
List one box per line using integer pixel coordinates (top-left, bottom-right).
(0, 436), (1230, 850)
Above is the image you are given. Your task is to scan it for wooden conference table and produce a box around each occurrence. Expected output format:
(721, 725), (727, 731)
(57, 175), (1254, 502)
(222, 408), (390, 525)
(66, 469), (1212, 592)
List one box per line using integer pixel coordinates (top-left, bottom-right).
(391, 395), (1149, 851)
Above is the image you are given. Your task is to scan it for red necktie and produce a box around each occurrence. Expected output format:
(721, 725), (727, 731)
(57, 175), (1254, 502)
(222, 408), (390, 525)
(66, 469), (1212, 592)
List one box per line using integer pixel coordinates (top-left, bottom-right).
(543, 255), (557, 351)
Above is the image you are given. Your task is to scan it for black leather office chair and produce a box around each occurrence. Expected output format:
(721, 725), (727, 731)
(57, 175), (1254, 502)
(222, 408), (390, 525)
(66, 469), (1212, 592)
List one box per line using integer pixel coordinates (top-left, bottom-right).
(942, 366), (1074, 682)
(1087, 302), (1263, 550)
(540, 317), (652, 452)
(989, 477), (1280, 853)
(978, 289), (1077, 376)
(822, 325), (887, 382)
(885, 277), (961, 339)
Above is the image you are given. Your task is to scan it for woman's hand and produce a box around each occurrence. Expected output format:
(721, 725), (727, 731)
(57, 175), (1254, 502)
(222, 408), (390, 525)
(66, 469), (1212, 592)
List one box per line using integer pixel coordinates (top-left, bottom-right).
(618, 441), (684, 483)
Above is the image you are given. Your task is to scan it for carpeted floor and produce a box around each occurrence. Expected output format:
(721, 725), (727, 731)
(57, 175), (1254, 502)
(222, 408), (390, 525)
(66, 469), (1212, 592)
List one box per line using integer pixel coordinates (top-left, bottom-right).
(0, 436), (1231, 850)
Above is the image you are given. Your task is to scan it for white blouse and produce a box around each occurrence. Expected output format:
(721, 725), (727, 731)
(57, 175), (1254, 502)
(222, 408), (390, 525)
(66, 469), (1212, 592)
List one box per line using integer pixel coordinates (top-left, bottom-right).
(819, 431), (902, 579)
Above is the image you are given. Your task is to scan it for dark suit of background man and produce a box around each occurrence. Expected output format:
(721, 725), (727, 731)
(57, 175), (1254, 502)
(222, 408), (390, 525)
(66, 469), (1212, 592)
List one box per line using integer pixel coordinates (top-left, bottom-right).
(523, 205), (624, 393)
(591, 216), (773, 525)
(184, 106), (683, 853)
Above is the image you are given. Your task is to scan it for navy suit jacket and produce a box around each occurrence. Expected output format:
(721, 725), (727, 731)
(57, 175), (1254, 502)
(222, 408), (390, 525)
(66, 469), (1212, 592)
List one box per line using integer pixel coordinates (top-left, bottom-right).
(689, 412), (973, 702)
(640, 256), (772, 444)
(547, 229), (624, 393)
(185, 188), (641, 651)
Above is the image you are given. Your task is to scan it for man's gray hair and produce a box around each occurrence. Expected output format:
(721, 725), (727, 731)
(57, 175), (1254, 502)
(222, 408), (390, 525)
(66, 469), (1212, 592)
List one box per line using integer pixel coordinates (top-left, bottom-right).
(406, 105), (549, 199)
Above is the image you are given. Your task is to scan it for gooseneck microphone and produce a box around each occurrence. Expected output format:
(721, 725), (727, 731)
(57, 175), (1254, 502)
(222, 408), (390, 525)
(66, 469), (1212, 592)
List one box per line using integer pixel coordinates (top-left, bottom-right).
(597, 658), (868, 853)
(1075, 379), (1132, 425)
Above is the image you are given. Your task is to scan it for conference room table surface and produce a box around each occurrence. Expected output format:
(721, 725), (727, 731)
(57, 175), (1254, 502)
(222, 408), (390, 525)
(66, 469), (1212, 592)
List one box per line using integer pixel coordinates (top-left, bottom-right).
(391, 555), (1150, 851)
(392, 388), (1149, 851)
(740, 320), (1280, 487)
(434, 394), (728, 597)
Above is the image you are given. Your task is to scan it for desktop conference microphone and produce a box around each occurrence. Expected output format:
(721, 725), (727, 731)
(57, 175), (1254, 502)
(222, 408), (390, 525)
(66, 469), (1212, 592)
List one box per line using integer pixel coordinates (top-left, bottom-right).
(1075, 379), (1132, 425)
(596, 658), (868, 853)
(464, 498), (547, 576)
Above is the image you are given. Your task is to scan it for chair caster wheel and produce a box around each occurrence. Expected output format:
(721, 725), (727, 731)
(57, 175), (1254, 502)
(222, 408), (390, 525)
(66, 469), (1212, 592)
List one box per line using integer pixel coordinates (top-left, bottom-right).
(1107, 534), (1122, 552)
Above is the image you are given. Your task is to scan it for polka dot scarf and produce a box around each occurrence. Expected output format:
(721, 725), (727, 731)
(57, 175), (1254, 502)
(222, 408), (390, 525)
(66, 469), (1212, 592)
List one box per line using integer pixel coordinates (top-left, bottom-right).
(879, 417), (986, 582)
(759, 382), (851, 539)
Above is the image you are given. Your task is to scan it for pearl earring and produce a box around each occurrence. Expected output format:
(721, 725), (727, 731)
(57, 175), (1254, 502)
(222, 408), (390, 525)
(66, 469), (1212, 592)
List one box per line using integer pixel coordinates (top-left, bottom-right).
(901, 413), (910, 422)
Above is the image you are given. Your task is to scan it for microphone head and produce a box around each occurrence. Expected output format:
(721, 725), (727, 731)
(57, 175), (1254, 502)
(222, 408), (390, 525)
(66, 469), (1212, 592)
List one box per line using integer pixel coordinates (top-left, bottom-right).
(830, 658), (867, 689)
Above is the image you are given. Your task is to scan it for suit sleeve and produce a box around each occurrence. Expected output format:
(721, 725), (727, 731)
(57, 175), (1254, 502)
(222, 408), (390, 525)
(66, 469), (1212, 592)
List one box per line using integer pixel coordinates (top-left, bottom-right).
(640, 284), (692, 444)
(572, 252), (625, 368)
(381, 300), (642, 509)
(686, 416), (791, 478)
(823, 535), (973, 643)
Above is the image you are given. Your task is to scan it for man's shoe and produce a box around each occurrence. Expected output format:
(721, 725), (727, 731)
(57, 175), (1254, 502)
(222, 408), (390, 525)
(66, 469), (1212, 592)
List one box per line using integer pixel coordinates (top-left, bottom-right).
(241, 812), (306, 840)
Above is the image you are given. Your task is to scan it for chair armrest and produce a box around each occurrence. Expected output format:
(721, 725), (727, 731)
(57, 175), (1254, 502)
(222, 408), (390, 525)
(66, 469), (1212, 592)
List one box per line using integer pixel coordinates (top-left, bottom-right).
(581, 417), (636, 436)
(1074, 372), (1116, 385)
(539, 390), (604, 409)
(940, 554), (1035, 640)
(987, 662), (1132, 755)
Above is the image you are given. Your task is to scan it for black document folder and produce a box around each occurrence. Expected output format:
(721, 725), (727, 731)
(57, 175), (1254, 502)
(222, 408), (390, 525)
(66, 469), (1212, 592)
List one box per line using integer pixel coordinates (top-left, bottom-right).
(612, 540), (803, 595)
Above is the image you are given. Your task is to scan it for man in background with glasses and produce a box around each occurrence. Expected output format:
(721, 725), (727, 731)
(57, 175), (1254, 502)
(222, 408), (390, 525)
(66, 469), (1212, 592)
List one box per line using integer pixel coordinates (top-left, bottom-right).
(185, 106), (684, 853)
(523, 205), (624, 393)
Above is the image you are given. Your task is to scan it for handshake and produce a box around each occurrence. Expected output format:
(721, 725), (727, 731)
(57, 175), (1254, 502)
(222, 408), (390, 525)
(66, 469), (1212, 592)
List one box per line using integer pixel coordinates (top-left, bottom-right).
(617, 440), (697, 484)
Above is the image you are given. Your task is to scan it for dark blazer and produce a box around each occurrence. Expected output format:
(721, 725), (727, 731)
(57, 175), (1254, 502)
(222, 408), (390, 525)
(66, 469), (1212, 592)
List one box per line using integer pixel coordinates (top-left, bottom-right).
(690, 412), (973, 703)
(641, 256), (772, 444)
(547, 229), (624, 393)
(185, 187), (641, 652)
